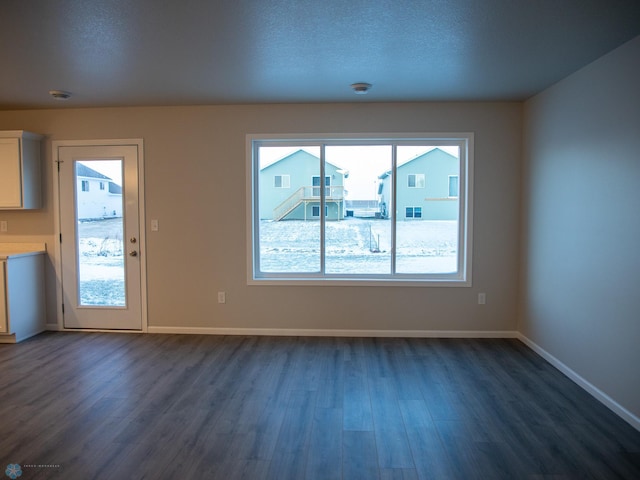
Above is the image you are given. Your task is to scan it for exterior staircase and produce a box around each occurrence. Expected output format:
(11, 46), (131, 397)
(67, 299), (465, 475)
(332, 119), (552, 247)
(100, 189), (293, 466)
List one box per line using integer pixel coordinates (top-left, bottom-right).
(273, 186), (344, 221)
(273, 187), (307, 221)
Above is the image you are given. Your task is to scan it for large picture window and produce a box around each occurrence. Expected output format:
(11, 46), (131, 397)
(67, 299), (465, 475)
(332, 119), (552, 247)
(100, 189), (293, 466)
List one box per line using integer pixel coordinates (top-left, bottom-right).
(247, 133), (473, 285)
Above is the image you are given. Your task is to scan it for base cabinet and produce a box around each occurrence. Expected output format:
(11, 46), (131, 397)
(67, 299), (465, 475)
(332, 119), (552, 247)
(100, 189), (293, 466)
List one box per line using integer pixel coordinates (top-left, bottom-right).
(0, 254), (45, 343)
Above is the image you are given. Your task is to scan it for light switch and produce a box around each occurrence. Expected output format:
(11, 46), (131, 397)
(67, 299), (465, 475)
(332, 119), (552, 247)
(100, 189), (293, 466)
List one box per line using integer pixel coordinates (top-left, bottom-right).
(0, 221), (7, 233)
(151, 219), (159, 232)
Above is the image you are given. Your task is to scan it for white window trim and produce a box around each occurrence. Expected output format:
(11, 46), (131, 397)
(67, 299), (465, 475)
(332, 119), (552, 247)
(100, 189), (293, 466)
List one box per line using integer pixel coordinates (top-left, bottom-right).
(274, 174), (290, 188)
(311, 175), (331, 197)
(246, 133), (474, 287)
(312, 205), (328, 217)
(407, 173), (425, 188)
(405, 206), (422, 218)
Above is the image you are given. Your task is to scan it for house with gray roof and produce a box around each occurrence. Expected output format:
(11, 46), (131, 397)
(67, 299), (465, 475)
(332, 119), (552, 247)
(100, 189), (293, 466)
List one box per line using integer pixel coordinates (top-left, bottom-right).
(75, 163), (123, 220)
(259, 150), (346, 221)
(378, 148), (460, 221)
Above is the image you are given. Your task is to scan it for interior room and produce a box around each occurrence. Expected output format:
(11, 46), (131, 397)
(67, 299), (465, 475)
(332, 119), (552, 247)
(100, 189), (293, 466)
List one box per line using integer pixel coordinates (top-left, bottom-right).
(0, 1), (639, 478)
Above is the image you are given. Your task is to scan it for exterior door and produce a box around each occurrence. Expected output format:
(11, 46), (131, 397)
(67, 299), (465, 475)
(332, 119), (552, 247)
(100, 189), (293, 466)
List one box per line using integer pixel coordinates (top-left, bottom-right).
(312, 175), (330, 197)
(57, 143), (144, 330)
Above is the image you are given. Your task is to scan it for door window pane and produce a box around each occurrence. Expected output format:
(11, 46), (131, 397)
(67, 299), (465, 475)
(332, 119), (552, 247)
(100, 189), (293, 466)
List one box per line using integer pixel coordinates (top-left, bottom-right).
(75, 160), (126, 306)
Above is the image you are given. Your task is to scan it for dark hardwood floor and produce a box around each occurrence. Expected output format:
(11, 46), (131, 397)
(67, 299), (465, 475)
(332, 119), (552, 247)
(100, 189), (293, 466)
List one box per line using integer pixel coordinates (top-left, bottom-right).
(1, 332), (638, 479)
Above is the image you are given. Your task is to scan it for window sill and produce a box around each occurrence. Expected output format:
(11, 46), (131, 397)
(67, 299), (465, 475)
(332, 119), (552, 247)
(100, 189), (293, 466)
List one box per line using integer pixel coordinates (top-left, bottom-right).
(248, 277), (471, 287)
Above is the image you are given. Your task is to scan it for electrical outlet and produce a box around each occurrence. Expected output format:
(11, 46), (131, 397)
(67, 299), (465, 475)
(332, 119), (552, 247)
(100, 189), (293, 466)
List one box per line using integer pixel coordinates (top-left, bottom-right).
(478, 293), (486, 305)
(0, 221), (7, 233)
(217, 291), (226, 304)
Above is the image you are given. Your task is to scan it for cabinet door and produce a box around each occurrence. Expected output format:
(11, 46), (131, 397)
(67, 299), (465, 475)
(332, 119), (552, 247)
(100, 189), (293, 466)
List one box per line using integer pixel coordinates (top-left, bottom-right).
(0, 261), (7, 333)
(0, 138), (22, 207)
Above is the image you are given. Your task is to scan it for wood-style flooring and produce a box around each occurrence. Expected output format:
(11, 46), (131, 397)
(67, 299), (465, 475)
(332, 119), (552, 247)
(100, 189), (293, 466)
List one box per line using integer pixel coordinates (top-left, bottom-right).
(1, 333), (639, 479)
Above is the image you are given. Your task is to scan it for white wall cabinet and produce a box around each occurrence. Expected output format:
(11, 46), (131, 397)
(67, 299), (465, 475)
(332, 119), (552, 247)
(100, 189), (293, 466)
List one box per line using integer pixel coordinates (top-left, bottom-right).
(0, 249), (46, 343)
(0, 130), (44, 209)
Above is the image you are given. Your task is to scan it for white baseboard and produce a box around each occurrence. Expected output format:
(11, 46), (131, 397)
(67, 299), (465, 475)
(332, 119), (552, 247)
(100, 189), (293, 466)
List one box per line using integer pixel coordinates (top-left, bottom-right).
(147, 326), (519, 338)
(518, 333), (640, 432)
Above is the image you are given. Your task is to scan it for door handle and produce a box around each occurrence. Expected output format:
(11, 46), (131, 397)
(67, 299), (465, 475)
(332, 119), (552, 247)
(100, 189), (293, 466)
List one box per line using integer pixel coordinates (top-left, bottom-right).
(129, 251), (138, 257)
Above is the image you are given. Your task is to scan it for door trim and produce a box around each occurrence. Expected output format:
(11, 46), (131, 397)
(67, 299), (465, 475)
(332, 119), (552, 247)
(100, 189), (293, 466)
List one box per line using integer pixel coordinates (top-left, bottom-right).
(51, 139), (148, 332)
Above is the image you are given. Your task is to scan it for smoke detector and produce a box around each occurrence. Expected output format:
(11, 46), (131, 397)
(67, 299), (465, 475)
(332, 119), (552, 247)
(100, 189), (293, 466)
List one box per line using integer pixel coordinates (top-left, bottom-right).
(49, 90), (72, 100)
(350, 83), (372, 95)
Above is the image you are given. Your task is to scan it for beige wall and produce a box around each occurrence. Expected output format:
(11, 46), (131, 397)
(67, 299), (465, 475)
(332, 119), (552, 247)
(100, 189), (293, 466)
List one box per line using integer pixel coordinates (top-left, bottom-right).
(521, 36), (640, 419)
(0, 102), (522, 333)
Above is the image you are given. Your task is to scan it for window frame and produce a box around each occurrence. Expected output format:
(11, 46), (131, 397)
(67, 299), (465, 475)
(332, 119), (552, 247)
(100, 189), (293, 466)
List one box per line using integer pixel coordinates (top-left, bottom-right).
(274, 174), (290, 188)
(407, 173), (425, 188)
(246, 133), (474, 287)
(312, 205), (329, 217)
(311, 175), (331, 197)
(405, 206), (422, 219)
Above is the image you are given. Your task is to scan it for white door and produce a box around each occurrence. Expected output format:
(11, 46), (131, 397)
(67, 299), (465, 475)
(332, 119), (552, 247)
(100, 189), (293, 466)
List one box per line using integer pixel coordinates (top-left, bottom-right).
(0, 261), (6, 333)
(57, 143), (144, 330)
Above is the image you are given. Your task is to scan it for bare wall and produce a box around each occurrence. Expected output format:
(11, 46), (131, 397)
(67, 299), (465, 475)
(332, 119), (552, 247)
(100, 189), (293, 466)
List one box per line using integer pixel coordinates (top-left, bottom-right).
(521, 36), (640, 418)
(0, 102), (521, 333)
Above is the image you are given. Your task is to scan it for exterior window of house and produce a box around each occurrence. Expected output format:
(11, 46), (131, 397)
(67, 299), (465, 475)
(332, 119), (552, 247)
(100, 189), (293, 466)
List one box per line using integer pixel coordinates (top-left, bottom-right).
(449, 175), (459, 197)
(406, 207), (422, 218)
(81, 180), (90, 192)
(407, 173), (425, 188)
(274, 175), (290, 188)
(312, 205), (328, 217)
(100, 182), (105, 190)
(248, 133), (473, 286)
(312, 176), (331, 197)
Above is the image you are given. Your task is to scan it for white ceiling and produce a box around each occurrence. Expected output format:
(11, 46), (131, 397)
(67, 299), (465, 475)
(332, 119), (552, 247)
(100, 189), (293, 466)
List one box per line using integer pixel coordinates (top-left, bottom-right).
(1, 0), (639, 110)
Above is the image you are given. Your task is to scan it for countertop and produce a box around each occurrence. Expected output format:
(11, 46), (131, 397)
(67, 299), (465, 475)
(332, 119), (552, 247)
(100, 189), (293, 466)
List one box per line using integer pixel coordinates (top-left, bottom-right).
(0, 243), (47, 260)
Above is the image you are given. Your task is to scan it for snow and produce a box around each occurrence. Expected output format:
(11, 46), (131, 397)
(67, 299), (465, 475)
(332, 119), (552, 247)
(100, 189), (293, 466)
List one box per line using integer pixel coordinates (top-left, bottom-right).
(77, 220), (126, 306)
(73, 217), (459, 306)
(259, 218), (458, 274)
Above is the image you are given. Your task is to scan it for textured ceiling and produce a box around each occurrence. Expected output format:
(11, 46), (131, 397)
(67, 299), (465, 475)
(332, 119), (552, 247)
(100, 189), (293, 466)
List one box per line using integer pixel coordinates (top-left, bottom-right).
(1, 0), (639, 109)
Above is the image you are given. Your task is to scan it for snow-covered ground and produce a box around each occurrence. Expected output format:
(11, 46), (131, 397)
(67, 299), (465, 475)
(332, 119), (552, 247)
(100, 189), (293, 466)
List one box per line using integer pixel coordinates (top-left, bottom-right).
(259, 218), (458, 274)
(74, 217), (459, 306)
(77, 219), (125, 306)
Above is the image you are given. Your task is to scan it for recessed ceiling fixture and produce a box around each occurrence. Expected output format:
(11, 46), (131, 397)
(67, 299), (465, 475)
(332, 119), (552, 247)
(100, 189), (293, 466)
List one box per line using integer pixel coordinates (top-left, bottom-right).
(49, 90), (72, 100)
(350, 82), (372, 95)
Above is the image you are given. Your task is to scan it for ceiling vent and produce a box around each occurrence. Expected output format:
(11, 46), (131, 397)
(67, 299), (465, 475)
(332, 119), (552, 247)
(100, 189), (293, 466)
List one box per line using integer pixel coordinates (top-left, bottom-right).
(350, 83), (372, 95)
(49, 90), (72, 100)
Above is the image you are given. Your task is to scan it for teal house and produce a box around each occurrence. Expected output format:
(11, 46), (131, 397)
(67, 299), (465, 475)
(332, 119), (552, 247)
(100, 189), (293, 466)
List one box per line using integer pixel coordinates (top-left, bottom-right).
(259, 150), (345, 221)
(378, 148), (459, 220)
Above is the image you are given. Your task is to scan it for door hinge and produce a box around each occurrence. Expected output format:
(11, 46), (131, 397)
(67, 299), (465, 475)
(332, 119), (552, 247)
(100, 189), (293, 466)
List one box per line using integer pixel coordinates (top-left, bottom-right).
(59, 233), (62, 243)
(62, 303), (65, 314)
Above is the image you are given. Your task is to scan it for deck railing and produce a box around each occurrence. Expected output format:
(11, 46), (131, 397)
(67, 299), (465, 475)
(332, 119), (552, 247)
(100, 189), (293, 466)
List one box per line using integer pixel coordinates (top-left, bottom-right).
(273, 186), (344, 221)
